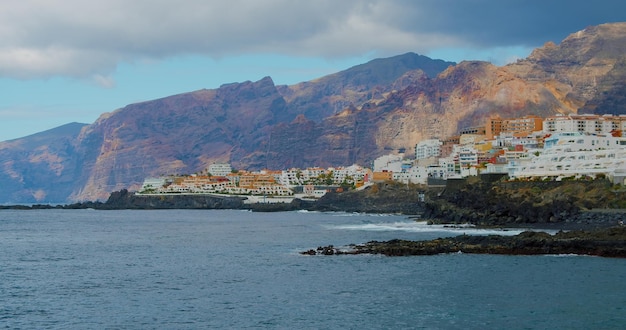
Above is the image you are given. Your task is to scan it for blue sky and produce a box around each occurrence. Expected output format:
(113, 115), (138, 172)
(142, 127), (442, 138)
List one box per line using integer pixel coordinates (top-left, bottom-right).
(1, 0), (624, 141)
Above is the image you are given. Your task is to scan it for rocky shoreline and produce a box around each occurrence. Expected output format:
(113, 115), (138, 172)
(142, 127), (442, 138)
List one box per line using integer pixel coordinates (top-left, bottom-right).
(299, 178), (626, 258)
(301, 226), (626, 258)
(4, 179), (626, 230)
(3, 178), (626, 258)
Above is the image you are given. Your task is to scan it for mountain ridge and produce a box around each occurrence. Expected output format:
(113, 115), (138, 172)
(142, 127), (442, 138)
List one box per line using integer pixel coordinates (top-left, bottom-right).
(2, 22), (626, 203)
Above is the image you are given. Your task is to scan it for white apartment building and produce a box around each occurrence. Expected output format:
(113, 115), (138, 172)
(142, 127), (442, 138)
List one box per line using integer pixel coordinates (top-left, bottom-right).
(373, 154), (404, 172)
(302, 167), (326, 181)
(393, 166), (429, 184)
(278, 166), (371, 187)
(439, 158), (457, 177)
(332, 164), (370, 184)
(208, 163), (233, 177)
(454, 146), (479, 168)
(140, 177), (167, 192)
(510, 132), (626, 181)
(278, 168), (303, 186)
(427, 162), (452, 179)
(543, 114), (626, 135)
(544, 131), (626, 150)
(493, 133), (542, 149)
(253, 184), (294, 196)
(415, 139), (442, 160)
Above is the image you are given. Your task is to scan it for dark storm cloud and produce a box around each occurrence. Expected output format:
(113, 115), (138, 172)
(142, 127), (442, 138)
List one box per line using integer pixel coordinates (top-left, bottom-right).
(393, 0), (626, 47)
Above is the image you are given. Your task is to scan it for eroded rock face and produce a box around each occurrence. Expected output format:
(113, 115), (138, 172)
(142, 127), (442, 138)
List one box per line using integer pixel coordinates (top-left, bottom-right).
(2, 54), (454, 203)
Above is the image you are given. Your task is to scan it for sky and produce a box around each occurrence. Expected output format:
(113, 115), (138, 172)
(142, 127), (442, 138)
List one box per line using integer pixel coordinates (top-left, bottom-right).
(0, 0), (624, 142)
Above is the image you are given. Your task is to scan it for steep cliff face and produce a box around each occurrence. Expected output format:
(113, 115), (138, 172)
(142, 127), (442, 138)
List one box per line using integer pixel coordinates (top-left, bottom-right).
(261, 23), (626, 166)
(70, 77), (287, 201)
(373, 22), (626, 142)
(2, 23), (626, 203)
(0, 123), (86, 202)
(24, 54), (452, 202)
(269, 60), (565, 165)
(509, 22), (626, 115)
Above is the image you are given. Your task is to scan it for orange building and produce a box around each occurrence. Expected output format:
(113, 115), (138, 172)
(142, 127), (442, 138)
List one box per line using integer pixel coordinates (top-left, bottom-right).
(486, 115), (543, 139)
(486, 116), (503, 140)
(238, 173), (276, 189)
(440, 135), (460, 157)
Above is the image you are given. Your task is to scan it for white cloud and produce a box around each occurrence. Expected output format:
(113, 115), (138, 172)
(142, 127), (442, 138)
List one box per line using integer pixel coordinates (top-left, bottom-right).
(91, 74), (116, 89)
(0, 0), (622, 79)
(0, 46), (119, 78)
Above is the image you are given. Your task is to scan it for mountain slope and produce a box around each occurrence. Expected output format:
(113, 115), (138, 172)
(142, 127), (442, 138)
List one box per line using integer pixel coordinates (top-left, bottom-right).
(2, 23), (626, 203)
(509, 22), (626, 115)
(0, 122), (87, 203)
(277, 52), (455, 122)
(69, 77), (287, 201)
(68, 55), (454, 201)
(264, 23), (626, 168)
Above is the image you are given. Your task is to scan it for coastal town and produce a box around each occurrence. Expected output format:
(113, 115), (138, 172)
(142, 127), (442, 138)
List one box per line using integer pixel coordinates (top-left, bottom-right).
(138, 113), (626, 202)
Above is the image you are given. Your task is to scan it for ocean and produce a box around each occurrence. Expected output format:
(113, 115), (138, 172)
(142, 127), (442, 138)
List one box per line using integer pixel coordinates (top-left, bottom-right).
(1, 209), (625, 329)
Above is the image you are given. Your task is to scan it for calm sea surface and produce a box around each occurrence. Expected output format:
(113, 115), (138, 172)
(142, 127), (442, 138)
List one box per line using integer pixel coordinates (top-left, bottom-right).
(1, 209), (625, 329)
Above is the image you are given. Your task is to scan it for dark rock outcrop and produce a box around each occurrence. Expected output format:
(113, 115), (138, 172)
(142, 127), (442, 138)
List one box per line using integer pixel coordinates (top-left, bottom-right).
(301, 178), (626, 258)
(421, 177), (626, 228)
(97, 189), (246, 210)
(308, 182), (434, 214)
(302, 226), (626, 258)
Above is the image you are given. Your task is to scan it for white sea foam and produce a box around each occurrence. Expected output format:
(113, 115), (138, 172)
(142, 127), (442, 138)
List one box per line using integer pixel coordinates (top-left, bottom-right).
(544, 253), (593, 258)
(326, 221), (559, 236)
(330, 212), (393, 217)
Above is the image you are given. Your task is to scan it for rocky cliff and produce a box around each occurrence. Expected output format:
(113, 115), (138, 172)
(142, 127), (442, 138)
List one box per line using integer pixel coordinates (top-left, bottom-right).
(0, 123), (87, 203)
(1, 53), (454, 202)
(2, 23), (626, 203)
(267, 24), (626, 171)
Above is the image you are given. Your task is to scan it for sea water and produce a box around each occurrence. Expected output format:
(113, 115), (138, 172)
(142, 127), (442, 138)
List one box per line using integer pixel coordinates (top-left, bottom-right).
(1, 209), (625, 329)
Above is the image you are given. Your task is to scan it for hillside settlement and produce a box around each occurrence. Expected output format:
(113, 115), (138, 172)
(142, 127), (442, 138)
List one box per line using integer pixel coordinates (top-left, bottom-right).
(138, 113), (626, 202)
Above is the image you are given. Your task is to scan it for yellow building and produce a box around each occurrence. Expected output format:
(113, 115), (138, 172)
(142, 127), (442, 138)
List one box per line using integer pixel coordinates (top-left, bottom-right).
(372, 171), (394, 182)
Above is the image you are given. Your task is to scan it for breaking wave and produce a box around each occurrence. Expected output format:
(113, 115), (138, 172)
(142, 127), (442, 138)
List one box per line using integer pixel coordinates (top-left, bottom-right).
(326, 221), (559, 236)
